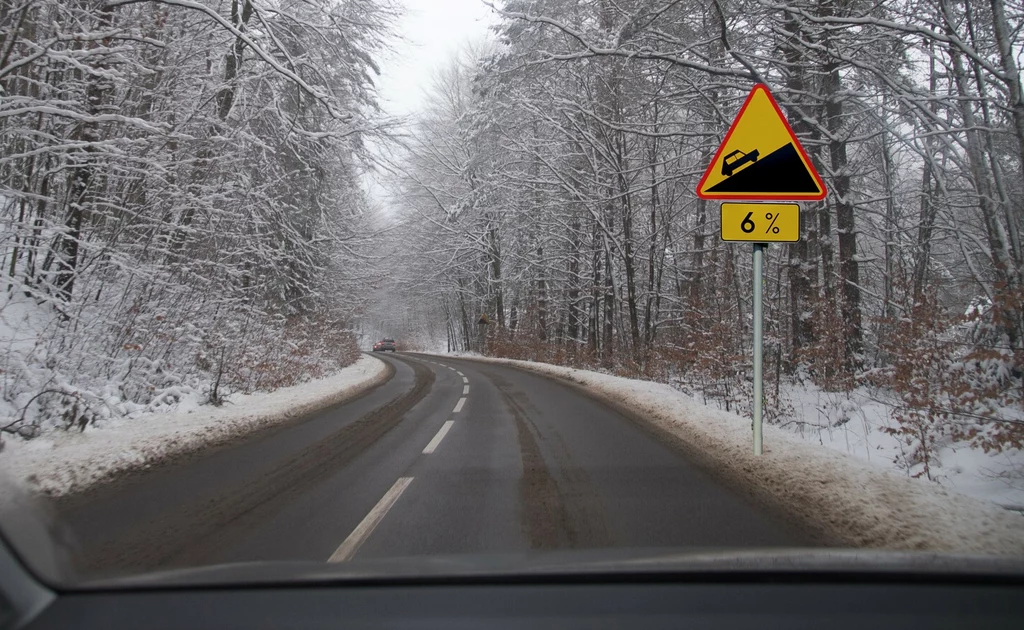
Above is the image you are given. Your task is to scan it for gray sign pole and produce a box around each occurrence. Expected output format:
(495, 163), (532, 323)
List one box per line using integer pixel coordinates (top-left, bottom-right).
(752, 243), (765, 455)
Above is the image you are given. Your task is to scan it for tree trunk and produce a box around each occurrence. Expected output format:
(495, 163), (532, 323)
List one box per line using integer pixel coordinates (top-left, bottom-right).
(823, 52), (862, 367)
(216, 0), (254, 121)
(620, 185), (641, 353)
(47, 3), (114, 303)
(644, 157), (658, 345)
(488, 223), (505, 328)
(989, 0), (1024, 187)
(912, 42), (939, 301)
(537, 245), (548, 341)
(781, 12), (816, 359)
(947, 24), (1020, 345)
(603, 245), (614, 363)
(568, 216), (582, 342)
(589, 223), (601, 354)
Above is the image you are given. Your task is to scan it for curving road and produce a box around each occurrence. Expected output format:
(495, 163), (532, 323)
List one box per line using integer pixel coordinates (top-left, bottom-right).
(53, 353), (813, 578)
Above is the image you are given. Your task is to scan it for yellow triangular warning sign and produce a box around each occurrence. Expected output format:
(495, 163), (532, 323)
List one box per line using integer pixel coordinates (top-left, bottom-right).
(697, 85), (826, 200)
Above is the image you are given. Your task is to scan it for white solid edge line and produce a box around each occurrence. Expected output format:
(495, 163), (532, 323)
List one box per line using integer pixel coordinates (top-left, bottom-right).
(422, 420), (455, 454)
(328, 477), (414, 563)
(463, 385), (470, 395)
(462, 376), (469, 384)
(453, 397), (466, 413)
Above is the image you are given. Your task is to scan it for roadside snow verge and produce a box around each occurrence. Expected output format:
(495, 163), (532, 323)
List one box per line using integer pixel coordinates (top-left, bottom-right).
(442, 353), (1024, 556)
(0, 354), (389, 498)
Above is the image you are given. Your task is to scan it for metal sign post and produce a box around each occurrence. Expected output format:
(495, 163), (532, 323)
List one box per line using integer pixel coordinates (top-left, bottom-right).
(696, 84), (827, 456)
(752, 243), (765, 456)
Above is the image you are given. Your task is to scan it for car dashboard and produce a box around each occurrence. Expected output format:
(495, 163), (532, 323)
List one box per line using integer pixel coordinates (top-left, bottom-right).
(3, 537), (1023, 630)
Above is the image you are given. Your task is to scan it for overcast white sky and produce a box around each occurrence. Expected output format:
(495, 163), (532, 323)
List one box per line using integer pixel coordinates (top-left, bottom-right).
(376, 0), (498, 118)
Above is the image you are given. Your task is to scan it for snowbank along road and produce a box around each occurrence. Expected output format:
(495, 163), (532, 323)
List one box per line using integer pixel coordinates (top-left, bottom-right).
(49, 353), (813, 577)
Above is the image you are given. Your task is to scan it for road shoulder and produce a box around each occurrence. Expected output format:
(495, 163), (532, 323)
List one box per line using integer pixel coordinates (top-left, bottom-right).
(1, 354), (392, 499)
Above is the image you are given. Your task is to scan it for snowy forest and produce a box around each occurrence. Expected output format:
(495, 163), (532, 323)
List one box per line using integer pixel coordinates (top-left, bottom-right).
(383, 0), (1024, 477)
(1, 0), (397, 435)
(1, 0), (1023, 483)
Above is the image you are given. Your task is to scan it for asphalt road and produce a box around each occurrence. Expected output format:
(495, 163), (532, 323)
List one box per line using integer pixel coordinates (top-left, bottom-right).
(53, 353), (812, 578)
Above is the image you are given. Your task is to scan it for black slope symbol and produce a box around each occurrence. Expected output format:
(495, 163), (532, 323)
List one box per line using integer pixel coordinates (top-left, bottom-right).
(707, 143), (820, 194)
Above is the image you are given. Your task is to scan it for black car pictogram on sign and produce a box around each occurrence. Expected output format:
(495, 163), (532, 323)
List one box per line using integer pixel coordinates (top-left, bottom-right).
(721, 149), (759, 177)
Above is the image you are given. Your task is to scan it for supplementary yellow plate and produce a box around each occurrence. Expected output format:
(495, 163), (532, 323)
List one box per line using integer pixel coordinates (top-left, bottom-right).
(721, 203), (800, 242)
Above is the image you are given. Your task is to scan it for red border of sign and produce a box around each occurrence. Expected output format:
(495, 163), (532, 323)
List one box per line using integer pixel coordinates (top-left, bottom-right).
(696, 84), (827, 201)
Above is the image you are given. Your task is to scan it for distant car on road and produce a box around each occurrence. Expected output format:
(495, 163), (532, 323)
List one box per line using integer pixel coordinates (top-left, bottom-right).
(373, 338), (396, 352)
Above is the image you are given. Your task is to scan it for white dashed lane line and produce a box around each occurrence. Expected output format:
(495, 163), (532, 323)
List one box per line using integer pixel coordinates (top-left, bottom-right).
(422, 420), (454, 454)
(327, 357), (472, 564)
(328, 477), (414, 563)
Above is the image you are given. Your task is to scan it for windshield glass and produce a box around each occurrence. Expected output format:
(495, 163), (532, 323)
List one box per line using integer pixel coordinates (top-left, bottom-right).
(1, 0), (1022, 585)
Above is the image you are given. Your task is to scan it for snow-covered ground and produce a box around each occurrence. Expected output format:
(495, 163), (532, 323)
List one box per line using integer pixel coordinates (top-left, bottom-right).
(0, 354), (388, 498)
(441, 353), (1024, 555)
(777, 383), (1024, 510)
(673, 373), (1024, 510)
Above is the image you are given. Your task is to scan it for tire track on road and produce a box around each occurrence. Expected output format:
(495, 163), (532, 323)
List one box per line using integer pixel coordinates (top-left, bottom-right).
(65, 357), (436, 576)
(489, 370), (611, 550)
